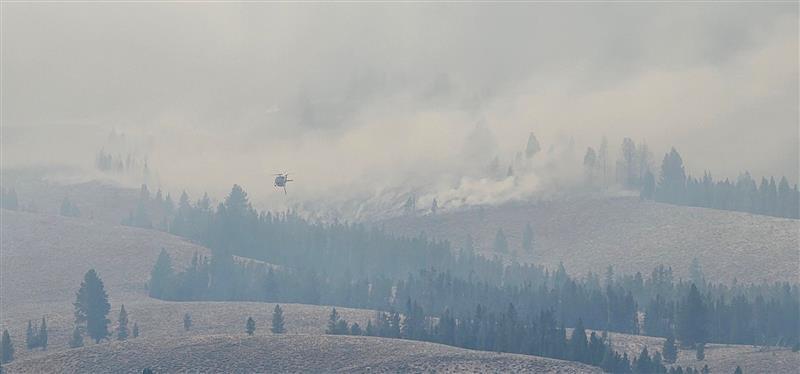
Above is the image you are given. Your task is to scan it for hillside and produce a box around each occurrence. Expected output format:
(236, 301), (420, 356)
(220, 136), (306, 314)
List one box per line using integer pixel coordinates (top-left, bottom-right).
(0, 176), (161, 226)
(0, 210), (374, 362)
(595, 330), (799, 374)
(4, 334), (601, 374)
(2, 208), (798, 373)
(380, 196), (800, 283)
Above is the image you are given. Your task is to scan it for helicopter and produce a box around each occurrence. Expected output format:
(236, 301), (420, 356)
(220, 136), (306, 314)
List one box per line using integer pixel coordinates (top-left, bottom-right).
(273, 172), (293, 194)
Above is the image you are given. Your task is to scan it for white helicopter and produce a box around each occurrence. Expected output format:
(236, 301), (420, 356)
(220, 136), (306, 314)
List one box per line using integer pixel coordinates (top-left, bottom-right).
(273, 172), (293, 194)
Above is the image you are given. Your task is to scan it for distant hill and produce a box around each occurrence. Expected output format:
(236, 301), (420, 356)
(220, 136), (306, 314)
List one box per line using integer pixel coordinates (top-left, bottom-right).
(380, 196), (800, 284)
(4, 334), (601, 374)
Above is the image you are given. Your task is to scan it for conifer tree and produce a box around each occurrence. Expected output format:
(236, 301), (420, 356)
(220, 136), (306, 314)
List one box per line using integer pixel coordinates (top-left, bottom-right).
(522, 223), (534, 253)
(74, 269), (111, 343)
(183, 313), (192, 331)
(1, 330), (13, 364)
(68, 326), (84, 348)
(149, 249), (174, 298)
(38, 317), (47, 350)
(271, 304), (286, 334)
(326, 308), (340, 334)
(678, 284), (707, 348)
(663, 334), (678, 364)
(733, 366), (743, 374)
(350, 323), (362, 336)
(570, 318), (589, 363)
(695, 343), (705, 361)
(701, 364), (710, 374)
(526, 132), (541, 158)
(365, 320), (375, 336)
(26, 320), (36, 350)
(132, 322), (139, 338)
(116, 305), (129, 341)
(246, 317), (256, 336)
(494, 228), (508, 253)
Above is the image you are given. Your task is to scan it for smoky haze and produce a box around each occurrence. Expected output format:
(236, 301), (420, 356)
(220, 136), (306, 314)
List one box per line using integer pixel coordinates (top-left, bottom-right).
(2, 3), (798, 217)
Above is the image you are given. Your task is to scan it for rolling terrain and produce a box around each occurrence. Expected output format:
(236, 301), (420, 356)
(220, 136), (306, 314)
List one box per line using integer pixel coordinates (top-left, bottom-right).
(381, 196), (800, 283)
(0, 210), (374, 363)
(2, 192), (798, 373)
(5, 334), (601, 373)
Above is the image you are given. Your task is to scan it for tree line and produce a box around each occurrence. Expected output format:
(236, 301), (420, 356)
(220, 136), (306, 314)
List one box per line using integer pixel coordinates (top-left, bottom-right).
(149, 185), (799, 349)
(583, 138), (798, 219)
(325, 304), (718, 374)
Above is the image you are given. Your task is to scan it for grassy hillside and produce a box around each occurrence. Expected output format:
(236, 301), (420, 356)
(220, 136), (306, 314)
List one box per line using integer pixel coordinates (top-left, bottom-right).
(0, 210), (374, 362)
(1, 177), (160, 225)
(381, 196), (800, 283)
(2, 198), (798, 373)
(586, 330), (799, 374)
(5, 334), (601, 374)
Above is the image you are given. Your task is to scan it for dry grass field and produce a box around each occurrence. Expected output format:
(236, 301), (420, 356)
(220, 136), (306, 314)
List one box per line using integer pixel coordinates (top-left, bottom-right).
(585, 330), (800, 374)
(381, 196), (800, 283)
(0, 209), (375, 363)
(4, 334), (601, 374)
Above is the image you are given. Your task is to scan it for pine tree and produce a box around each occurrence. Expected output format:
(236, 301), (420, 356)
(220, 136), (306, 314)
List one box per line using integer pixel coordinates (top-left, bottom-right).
(663, 334), (678, 364)
(38, 317), (48, 350)
(132, 323), (139, 338)
(149, 249), (174, 298)
(570, 318), (589, 363)
(246, 317), (256, 336)
(678, 284), (707, 347)
(183, 313), (192, 331)
(1, 330), (13, 364)
(584, 147), (597, 184)
(326, 308), (340, 334)
(525, 132), (541, 158)
(26, 320), (36, 350)
(350, 323), (362, 336)
(733, 366), (743, 374)
(701, 364), (710, 374)
(365, 320), (375, 336)
(522, 223), (534, 253)
(117, 305), (129, 341)
(68, 326), (84, 348)
(657, 148), (687, 204)
(74, 269), (111, 343)
(494, 228), (508, 253)
(695, 342), (705, 361)
(271, 304), (286, 334)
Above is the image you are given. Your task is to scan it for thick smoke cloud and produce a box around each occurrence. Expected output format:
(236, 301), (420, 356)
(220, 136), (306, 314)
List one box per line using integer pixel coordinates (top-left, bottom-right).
(2, 4), (797, 217)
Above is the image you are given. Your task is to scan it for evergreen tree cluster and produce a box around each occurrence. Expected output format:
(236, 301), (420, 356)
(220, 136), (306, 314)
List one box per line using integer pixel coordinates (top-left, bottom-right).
(335, 303), (707, 374)
(122, 184), (177, 230)
(94, 148), (147, 176)
(24, 318), (48, 350)
(644, 148), (799, 219)
(152, 243), (799, 349)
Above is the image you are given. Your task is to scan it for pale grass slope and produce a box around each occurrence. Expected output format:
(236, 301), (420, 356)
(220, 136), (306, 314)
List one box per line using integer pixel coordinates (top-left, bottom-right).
(5, 334), (602, 374)
(381, 196), (800, 283)
(0, 209), (374, 362)
(590, 330), (800, 374)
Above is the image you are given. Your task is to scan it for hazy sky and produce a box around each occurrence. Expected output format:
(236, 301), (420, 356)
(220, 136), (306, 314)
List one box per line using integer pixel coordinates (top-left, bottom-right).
(2, 3), (797, 214)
